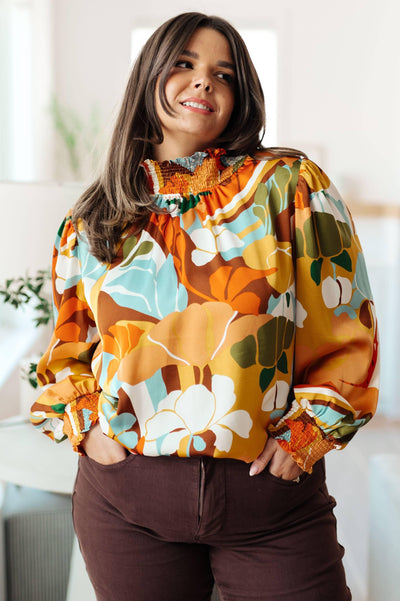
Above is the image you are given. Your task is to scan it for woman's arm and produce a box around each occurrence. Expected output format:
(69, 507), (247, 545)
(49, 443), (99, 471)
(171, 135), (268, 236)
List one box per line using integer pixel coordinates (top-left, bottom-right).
(253, 159), (379, 475)
(31, 214), (103, 453)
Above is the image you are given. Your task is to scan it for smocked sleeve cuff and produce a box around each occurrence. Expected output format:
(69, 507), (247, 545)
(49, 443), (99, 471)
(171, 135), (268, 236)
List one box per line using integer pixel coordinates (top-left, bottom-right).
(63, 391), (100, 454)
(267, 386), (373, 472)
(268, 414), (336, 473)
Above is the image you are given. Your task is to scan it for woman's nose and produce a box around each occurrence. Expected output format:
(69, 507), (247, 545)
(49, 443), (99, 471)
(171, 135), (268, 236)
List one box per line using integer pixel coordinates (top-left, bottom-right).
(193, 77), (211, 92)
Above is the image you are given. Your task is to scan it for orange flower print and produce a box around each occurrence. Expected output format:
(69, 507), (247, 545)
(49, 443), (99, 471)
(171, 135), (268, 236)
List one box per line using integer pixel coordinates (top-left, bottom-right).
(102, 321), (145, 381)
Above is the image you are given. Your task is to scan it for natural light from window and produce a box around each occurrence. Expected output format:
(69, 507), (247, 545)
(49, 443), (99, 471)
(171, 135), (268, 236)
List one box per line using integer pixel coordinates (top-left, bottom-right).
(10, 0), (33, 181)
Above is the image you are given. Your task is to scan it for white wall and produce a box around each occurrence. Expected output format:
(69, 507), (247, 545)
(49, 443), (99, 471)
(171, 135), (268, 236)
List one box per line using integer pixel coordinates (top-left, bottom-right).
(283, 0), (400, 204)
(0, 181), (82, 282)
(0, 181), (83, 417)
(50, 0), (400, 204)
(355, 213), (400, 418)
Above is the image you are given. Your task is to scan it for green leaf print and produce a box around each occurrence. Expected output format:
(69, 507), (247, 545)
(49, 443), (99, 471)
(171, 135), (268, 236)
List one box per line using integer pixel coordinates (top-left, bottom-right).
(277, 351), (288, 374)
(122, 235), (138, 260)
(254, 183), (268, 207)
(295, 227), (305, 258)
(331, 250), (352, 272)
(283, 319), (295, 349)
(310, 258), (324, 285)
(253, 205), (266, 225)
(231, 317), (294, 375)
(274, 165), (292, 190)
(260, 367), (276, 392)
(270, 166), (291, 216)
(51, 403), (65, 413)
(123, 240), (154, 266)
(231, 335), (257, 368)
(257, 321), (277, 367)
(301, 212), (353, 260)
(337, 221), (352, 248)
(303, 217), (320, 258)
(135, 241), (154, 257)
(314, 213), (342, 256)
(257, 317), (294, 367)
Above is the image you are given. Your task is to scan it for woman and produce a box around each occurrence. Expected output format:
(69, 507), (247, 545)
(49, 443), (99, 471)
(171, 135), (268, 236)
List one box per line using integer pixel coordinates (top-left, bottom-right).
(31, 12), (379, 601)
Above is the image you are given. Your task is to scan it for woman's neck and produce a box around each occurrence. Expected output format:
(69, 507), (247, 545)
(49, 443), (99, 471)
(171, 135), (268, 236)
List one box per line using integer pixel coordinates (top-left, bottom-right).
(152, 139), (212, 162)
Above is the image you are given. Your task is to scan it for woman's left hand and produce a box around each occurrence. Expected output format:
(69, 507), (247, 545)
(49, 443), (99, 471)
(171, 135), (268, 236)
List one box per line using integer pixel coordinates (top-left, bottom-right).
(249, 436), (304, 480)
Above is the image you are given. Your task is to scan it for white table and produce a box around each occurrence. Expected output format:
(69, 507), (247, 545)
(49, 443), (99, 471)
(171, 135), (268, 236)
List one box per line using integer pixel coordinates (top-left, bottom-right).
(0, 416), (78, 493)
(0, 416), (96, 601)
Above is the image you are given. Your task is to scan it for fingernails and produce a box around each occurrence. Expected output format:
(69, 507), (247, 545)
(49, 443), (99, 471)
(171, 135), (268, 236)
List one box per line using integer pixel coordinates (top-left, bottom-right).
(249, 464), (259, 476)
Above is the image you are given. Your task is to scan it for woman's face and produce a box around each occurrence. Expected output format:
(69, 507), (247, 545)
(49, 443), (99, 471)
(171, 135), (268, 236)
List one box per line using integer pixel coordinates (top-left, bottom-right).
(153, 27), (236, 161)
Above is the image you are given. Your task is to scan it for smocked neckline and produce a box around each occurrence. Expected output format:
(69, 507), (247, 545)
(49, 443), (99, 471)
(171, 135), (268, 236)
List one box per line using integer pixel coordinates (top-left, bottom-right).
(142, 148), (248, 201)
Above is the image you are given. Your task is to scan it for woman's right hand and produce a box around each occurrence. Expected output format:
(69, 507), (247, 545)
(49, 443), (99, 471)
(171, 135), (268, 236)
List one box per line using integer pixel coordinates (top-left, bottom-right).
(81, 423), (128, 465)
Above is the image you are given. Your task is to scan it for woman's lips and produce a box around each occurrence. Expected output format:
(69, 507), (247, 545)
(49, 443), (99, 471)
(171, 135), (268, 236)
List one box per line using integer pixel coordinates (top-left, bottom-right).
(180, 97), (214, 113)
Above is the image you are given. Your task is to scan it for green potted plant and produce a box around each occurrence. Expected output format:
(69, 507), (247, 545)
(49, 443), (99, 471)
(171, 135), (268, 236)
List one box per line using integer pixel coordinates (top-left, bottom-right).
(0, 269), (52, 389)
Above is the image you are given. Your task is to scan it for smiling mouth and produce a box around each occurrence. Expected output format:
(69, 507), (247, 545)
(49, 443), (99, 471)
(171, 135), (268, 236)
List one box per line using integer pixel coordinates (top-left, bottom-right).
(181, 101), (214, 112)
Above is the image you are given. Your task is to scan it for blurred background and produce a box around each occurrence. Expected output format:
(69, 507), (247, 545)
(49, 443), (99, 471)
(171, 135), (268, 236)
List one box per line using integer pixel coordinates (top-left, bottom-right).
(0, 1), (399, 600)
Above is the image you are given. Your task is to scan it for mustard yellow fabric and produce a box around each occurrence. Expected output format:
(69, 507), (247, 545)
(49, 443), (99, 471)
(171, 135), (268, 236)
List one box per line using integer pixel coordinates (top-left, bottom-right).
(31, 150), (379, 472)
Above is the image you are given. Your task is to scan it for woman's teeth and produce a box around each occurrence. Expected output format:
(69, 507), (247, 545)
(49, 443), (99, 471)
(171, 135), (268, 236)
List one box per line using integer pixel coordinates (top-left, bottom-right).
(182, 102), (212, 111)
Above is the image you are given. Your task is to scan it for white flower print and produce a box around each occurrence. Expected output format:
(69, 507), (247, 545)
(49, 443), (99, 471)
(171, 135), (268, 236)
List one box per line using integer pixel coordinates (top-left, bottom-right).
(144, 375), (252, 455)
(191, 228), (217, 266)
(55, 253), (81, 295)
(262, 380), (290, 412)
(191, 226), (244, 266)
(296, 299), (307, 328)
(322, 276), (352, 309)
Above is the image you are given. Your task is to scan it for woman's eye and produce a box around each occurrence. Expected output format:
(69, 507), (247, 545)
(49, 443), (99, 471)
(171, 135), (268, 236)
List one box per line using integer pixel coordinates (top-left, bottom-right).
(175, 60), (192, 69)
(216, 72), (235, 84)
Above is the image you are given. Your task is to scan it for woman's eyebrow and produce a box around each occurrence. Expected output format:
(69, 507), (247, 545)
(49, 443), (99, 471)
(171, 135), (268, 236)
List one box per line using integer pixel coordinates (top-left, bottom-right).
(181, 49), (235, 71)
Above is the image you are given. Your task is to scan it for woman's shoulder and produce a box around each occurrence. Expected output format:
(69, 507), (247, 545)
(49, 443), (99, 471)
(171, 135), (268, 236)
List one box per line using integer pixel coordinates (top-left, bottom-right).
(254, 147), (307, 163)
(251, 148), (306, 180)
(55, 209), (89, 256)
(253, 149), (332, 192)
(58, 209), (90, 236)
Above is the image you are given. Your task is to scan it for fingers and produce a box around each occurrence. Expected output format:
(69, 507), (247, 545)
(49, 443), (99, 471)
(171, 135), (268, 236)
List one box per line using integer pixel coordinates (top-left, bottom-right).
(249, 437), (303, 480)
(268, 447), (303, 480)
(249, 437), (276, 476)
(82, 424), (128, 465)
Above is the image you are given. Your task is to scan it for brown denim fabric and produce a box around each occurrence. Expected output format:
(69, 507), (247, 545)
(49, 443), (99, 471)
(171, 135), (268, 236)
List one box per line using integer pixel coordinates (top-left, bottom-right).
(72, 454), (351, 601)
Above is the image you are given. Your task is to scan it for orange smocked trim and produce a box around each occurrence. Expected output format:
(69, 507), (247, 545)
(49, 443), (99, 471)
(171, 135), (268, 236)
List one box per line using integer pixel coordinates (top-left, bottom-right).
(63, 391), (100, 454)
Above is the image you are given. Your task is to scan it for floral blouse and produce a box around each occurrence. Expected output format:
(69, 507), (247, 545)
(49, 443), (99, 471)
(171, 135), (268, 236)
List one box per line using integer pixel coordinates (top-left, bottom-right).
(31, 149), (379, 472)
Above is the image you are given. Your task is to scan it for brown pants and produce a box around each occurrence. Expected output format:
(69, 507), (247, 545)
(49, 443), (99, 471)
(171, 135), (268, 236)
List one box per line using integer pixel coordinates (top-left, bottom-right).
(72, 454), (351, 601)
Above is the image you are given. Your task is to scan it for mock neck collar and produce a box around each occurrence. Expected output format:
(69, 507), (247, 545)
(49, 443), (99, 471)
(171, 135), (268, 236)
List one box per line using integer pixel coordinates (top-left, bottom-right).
(142, 148), (246, 198)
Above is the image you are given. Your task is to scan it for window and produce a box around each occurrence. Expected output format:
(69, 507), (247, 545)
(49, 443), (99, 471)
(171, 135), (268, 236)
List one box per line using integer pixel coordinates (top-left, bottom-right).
(1, 0), (34, 181)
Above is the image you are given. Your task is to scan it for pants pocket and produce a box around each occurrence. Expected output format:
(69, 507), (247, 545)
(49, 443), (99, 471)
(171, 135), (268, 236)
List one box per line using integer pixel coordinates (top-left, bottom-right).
(223, 458), (327, 534)
(77, 454), (202, 539)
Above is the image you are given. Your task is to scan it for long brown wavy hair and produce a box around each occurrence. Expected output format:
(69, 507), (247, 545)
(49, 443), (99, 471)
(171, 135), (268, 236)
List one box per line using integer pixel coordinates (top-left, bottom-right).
(73, 12), (305, 263)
